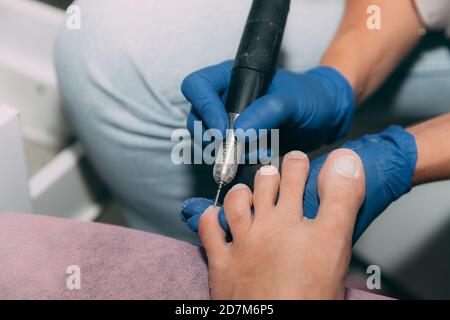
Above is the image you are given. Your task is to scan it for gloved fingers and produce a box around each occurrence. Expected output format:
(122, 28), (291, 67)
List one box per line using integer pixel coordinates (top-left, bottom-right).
(181, 197), (229, 233)
(186, 109), (206, 138)
(301, 154), (323, 220)
(181, 61), (234, 136)
(187, 109), (224, 153)
(301, 126), (417, 244)
(234, 92), (291, 142)
(186, 111), (210, 161)
(186, 214), (201, 233)
(315, 149), (365, 240)
(181, 197), (212, 222)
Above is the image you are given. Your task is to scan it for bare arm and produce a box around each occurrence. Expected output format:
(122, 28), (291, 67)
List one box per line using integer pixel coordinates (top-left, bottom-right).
(321, 0), (424, 102)
(320, 2), (450, 185)
(407, 114), (450, 185)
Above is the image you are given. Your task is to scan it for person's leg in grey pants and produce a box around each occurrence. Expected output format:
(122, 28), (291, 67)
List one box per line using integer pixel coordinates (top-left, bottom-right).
(55, 0), (450, 243)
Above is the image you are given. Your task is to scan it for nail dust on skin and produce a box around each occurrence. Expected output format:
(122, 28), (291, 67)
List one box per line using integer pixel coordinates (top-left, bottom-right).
(334, 155), (359, 178)
(230, 183), (249, 192)
(285, 150), (307, 160)
(259, 165), (278, 175)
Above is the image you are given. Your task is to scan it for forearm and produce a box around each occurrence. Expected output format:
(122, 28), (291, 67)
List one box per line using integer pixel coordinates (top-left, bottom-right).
(407, 114), (450, 185)
(320, 0), (423, 102)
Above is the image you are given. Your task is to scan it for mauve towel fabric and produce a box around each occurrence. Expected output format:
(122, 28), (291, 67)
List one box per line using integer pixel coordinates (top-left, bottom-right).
(0, 212), (391, 300)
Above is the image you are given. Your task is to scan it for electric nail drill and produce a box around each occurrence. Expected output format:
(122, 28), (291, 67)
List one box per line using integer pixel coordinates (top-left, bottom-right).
(213, 0), (291, 206)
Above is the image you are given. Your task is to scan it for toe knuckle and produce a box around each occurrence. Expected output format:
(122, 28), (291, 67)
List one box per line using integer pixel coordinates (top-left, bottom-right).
(227, 210), (246, 226)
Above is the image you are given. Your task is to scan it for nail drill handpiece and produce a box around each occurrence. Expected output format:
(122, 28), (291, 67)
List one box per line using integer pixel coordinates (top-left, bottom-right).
(212, 0), (290, 206)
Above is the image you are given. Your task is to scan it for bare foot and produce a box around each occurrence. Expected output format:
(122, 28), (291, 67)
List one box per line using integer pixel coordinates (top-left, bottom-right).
(198, 149), (365, 300)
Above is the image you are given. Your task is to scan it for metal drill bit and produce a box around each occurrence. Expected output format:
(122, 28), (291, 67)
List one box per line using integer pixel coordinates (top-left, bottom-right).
(213, 181), (224, 207)
(212, 113), (242, 202)
(209, 0), (290, 208)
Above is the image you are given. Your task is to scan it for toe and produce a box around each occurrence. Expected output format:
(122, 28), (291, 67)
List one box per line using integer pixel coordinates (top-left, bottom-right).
(278, 151), (309, 219)
(315, 149), (365, 239)
(223, 183), (253, 241)
(199, 206), (229, 259)
(181, 197), (213, 222)
(253, 165), (280, 217)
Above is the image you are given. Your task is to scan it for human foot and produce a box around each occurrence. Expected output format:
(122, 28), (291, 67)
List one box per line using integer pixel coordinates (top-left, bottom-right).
(198, 149), (365, 300)
(181, 126), (417, 242)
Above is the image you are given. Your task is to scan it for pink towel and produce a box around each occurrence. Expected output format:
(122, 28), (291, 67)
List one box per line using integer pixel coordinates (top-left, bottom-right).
(0, 212), (391, 300)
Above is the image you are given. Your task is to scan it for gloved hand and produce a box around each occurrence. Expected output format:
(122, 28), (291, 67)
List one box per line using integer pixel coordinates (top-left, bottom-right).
(181, 60), (355, 151)
(180, 126), (418, 243)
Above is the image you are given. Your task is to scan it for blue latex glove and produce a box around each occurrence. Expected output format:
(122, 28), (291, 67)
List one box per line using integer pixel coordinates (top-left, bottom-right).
(181, 61), (355, 151)
(180, 126), (418, 243)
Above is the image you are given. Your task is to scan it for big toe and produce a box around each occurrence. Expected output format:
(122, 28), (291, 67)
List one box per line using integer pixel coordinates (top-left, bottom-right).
(315, 149), (365, 237)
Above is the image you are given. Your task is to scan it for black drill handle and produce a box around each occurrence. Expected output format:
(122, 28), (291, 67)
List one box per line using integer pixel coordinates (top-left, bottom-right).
(226, 0), (290, 115)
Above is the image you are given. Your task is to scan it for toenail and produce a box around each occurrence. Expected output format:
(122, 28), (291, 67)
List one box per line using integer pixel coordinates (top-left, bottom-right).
(258, 165), (278, 175)
(334, 155), (359, 178)
(204, 205), (215, 214)
(230, 183), (248, 192)
(285, 151), (307, 160)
